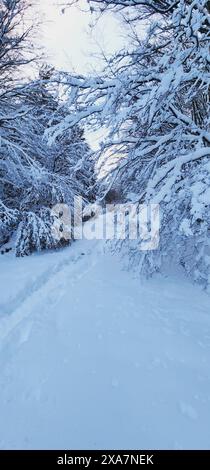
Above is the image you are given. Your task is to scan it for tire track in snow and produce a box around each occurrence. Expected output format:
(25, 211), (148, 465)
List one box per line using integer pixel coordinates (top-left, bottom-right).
(0, 241), (101, 345)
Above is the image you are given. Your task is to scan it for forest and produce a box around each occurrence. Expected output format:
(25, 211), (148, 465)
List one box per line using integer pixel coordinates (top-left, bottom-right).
(0, 0), (209, 286)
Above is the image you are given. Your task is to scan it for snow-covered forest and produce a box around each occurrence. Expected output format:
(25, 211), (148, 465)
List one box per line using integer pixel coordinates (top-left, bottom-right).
(0, 0), (210, 451)
(1, 0), (210, 285)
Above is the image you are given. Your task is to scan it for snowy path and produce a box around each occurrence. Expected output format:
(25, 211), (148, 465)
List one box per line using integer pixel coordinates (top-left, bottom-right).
(0, 240), (210, 450)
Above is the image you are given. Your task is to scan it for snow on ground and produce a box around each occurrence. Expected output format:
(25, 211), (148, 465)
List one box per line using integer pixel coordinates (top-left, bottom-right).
(0, 239), (210, 450)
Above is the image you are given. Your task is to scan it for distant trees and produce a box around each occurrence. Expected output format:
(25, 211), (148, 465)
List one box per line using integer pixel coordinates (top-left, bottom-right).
(55, 0), (210, 286)
(0, 1), (96, 256)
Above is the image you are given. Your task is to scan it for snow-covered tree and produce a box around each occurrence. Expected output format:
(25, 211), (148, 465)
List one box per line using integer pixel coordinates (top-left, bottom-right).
(53, 0), (210, 286)
(0, 2), (96, 256)
(0, 71), (96, 255)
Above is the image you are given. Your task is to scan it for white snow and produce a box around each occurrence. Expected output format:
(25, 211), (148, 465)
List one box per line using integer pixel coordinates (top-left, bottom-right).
(179, 219), (193, 236)
(0, 240), (210, 450)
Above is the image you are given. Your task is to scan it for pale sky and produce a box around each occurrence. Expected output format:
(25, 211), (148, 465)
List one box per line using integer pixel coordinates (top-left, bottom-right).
(35, 0), (126, 149)
(38, 0), (125, 74)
